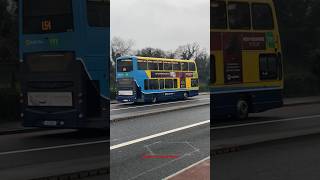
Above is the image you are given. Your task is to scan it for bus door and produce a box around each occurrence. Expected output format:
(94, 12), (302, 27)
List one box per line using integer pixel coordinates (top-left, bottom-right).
(180, 78), (186, 88)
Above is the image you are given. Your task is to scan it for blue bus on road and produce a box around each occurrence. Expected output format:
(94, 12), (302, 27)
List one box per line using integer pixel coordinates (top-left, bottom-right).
(19, 0), (109, 129)
(116, 56), (199, 103)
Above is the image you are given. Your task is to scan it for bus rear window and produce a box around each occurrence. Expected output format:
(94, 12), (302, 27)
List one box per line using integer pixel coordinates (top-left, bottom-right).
(23, 0), (74, 34)
(117, 59), (133, 72)
(228, 2), (251, 29)
(25, 52), (74, 72)
(211, 2), (227, 29)
(87, 0), (110, 27)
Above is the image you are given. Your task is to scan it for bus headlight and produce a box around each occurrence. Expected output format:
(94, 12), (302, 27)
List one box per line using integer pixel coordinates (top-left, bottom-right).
(20, 113), (24, 118)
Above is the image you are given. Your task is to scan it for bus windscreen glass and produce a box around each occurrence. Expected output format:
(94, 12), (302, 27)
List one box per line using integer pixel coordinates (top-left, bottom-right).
(26, 52), (74, 72)
(23, 0), (74, 34)
(117, 59), (133, 72)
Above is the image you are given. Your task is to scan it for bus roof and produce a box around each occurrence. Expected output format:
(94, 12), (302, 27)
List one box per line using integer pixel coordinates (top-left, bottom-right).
(117, 56), (196, 63)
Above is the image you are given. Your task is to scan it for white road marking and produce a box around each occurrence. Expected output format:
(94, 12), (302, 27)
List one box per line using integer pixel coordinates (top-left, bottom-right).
(212, 114), (320, 130)
(110, 120), (210, 150)
(0, 140), (109, 156)
(163, 156), (210, 180)
(111, 98), (210, 111)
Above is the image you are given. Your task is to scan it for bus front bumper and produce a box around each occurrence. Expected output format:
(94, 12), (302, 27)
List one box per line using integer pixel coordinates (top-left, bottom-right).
(116, 96), (137, 103)
(22, 108), (84, 129)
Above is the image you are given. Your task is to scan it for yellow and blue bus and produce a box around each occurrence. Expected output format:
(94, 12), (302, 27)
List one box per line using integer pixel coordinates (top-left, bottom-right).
(19, 0), (109, 129)
(116, 56), (199, 103)
(211, 0), (283, 120)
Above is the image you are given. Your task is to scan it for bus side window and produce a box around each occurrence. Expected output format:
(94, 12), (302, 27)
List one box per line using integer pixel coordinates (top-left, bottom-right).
(174, 79), (178, 88)
(159, 61), (164, 70)
(164, 62), (173, 71)
(228, 2), (251, 30)
(173, 62), (181, 71)
(149, 79), (159, 90)
(191, 79), (199, 87)
(165, 79), (174, 89)
(252, 3), (274, 30)
(148, 61), (159, 70)
(160, 79), (165, 89)
(211, 1), (227, 29)
(87, 0), (110, 27)
(259, 54), (279, 80)
(189, 62), (196, 71)
(182, 62), (188, 71)
(138, 60), (148, 70)
(144, 79), (149, 90)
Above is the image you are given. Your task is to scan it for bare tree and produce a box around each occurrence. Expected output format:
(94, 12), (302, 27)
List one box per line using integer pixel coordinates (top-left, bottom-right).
(175, 42), (201, 60)
(111, 37), (135, 63)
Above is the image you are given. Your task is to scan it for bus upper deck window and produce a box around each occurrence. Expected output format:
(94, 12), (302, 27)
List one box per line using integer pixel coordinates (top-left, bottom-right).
(87, 0), (110, 27)
(228, 2), (251, 29)
(148, 61), (159, 70)
(252, 3), (274, 30)
(164, 62), (173, 71)
(189, 62), (196, 71)
(138, 60), (148, 70)
(211, 2), (227, 29)
(173, 62), (181, 71)
(181, 62), (188, 71)
(159, 61), (164, 70)
(117, 59), (133, 72)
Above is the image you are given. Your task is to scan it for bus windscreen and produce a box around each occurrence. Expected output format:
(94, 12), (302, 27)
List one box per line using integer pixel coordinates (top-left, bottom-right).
(23, 0), (74, 34)
(117, 59), (133, 72)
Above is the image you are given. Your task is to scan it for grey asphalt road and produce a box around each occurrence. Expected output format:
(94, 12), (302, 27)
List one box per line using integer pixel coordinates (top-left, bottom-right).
(212, 103), (320, 180)
(110, 94), (209, 117)
(2, 96), (320, 180)
(0, 130), (109, 180)
(110, 99), (210, 180)
(0, 97), (209, 180)
(211, 103), (320, 149)
(212, 134), (320, 180)
(111, 124), (210, 180)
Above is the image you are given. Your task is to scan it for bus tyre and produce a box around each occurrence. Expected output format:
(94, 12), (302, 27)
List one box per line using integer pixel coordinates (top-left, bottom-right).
(183, 92), (188, 99)
(152, 96), (157, 103)
(236, 99), (249, 120)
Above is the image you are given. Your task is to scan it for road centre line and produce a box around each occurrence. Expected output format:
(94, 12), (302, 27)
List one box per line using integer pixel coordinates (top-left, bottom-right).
(111, 98), (210, 111)
(0, 140), (109, 156)
(110, 120), (210, 150)
(211, 114), (320, 130)
(163, 156), (210, 180)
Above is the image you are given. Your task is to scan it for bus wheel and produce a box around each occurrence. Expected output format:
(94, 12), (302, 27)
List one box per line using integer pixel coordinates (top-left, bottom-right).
(236, 99), (249, 120)
(183, 92), (188, 99)
(152, 96), (157, 103)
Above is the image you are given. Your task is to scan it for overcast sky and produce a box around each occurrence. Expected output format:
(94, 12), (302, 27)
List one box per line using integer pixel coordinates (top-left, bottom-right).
(111, 0), (210, 52)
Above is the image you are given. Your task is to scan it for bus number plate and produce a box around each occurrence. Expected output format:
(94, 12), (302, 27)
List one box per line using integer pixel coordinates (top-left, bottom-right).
(43, 121), (57, 126)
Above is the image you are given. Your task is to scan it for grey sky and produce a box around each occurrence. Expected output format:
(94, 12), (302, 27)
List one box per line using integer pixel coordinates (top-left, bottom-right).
(111, 0), (210, 52)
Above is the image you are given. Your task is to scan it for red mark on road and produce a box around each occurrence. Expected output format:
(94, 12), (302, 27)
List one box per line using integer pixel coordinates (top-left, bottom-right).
(143, 155), (179, 159)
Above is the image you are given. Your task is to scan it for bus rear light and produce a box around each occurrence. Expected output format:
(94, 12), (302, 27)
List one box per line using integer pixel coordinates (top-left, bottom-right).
(78, 113), (84, 119)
